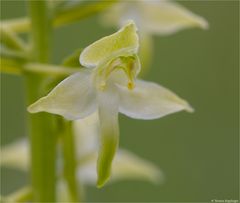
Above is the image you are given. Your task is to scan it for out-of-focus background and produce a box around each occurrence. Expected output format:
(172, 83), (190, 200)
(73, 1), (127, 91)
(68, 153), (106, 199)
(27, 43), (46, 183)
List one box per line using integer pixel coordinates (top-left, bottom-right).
(1, 1), (239, 202)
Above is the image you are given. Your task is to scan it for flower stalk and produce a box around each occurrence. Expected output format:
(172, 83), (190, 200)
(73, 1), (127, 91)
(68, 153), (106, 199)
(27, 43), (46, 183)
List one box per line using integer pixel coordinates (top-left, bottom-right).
(27, 1), (57, 202)
(28, 0), (52, 63)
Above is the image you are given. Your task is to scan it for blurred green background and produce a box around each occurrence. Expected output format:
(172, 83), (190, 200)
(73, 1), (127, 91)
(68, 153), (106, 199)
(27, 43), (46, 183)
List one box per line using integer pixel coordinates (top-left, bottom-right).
(1, 0), (239, 202)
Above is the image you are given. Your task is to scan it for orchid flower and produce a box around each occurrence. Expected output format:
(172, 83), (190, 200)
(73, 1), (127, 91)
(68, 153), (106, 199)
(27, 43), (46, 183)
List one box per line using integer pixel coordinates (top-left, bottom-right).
(27, 21), (193, 187)
(101, 0), (209, 71)
(102, 0), (208, 35)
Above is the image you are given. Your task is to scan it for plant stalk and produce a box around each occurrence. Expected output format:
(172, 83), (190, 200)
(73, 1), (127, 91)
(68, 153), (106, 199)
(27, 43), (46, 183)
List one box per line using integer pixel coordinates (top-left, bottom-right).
(28, 0), (52, 63)
(27, 1), (57, 202)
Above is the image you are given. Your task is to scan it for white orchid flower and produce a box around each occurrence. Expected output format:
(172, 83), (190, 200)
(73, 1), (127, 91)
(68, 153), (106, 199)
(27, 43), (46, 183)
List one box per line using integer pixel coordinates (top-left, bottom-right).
(27, 21), (193, 187)
(0, 114), (164, 190)
(101, 0), (208, 72)
(102, 0), (208, 35)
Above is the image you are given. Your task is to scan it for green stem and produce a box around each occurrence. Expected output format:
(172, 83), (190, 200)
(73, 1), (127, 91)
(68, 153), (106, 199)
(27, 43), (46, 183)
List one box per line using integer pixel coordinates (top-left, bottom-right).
(54, 0), (117, 27)
(29, 0), (52, 63)
(24, 63), (79, 76)
(1, 1), (117, 33)
(0, 26), (28, 51)
(0, 57), (24, 75)
(0, 57), (79, 76)
(27, 1), (57, 202)
(60, 120), (79, 202)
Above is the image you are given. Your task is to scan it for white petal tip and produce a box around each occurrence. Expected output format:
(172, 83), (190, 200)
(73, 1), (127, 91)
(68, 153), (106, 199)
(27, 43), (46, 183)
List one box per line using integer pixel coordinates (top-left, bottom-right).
(27, 98), (46, 113)
(97, 177), (110, 188)
(185, 104), (195, 113)
(149, 170), (165, 185)
(125, 20), (138, 31)
(198, 18), (209, 30)
(27, 104), (38, 113)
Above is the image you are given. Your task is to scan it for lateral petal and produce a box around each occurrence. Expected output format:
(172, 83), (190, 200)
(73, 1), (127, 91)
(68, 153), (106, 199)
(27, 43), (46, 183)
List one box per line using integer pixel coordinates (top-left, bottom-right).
(101, 1), (208, 35)
(139, 0), (209, 35)
(28, 70), (97, 120)
(118, 79), (194, 120)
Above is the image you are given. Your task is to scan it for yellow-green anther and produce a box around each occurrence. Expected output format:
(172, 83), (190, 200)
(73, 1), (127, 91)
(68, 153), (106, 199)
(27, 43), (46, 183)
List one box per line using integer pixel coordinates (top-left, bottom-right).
(119, 55), (141, 90)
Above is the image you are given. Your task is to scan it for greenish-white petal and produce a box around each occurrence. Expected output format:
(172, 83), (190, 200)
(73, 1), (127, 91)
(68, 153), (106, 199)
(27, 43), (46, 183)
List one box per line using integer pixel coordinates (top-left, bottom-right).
(80, 21), (139, 68)
(101, 1), (208, 35)
(118, 79), (194, 120)
(96, 88), (120, 188)
(0, 139), (29, 171)
(77, 150), (163, 185)
(73, 112), (99, 159)
(139, 0), (209, 35)
(28, 70), (97, 120)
